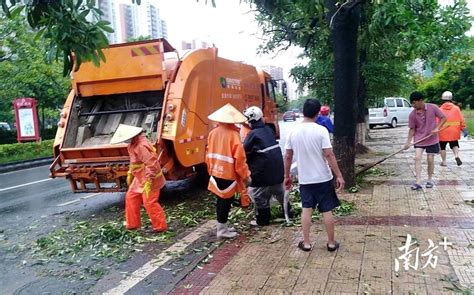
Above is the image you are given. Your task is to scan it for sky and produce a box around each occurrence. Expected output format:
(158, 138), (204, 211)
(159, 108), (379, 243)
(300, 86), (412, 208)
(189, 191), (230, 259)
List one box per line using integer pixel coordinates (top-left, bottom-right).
(154, 0), (304, 98)
(147, 0), (473, 98)
(156, 0), (303, 67)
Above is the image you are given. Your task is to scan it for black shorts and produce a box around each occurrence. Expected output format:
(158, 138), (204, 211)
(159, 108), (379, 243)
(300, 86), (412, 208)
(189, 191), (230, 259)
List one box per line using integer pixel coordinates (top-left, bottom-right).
(299, 180), (341, 212)
(414, 143), (440, 154)
(439, 141), (459, 150)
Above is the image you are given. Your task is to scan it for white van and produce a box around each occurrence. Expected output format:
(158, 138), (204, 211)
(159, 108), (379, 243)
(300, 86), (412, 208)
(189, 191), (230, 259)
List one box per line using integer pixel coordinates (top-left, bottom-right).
(368, 97), (412, 129)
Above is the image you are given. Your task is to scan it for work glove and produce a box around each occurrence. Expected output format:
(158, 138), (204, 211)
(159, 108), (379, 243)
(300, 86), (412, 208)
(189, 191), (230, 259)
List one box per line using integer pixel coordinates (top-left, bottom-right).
(462, 128), (468, 138)
(126, 171), (134, 186)
(143, 179), (152, 199)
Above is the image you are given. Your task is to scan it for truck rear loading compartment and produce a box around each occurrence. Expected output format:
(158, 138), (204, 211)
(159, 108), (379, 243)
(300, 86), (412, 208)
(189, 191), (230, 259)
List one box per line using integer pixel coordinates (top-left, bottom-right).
(64, 90), (164, 148)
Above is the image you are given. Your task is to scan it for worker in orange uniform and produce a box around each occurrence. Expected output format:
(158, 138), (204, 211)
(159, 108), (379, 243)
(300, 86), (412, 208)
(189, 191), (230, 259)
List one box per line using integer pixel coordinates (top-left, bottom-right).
(238, 122), (252, 208)
(206, 103), (251, 239)
(111, 124), (167, 232)
(438, 91), (466, 166)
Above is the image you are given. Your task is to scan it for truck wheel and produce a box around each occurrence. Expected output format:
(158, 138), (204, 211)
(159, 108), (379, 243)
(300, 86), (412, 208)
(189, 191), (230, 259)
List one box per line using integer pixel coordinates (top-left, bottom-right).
(390, 118), (397, 128)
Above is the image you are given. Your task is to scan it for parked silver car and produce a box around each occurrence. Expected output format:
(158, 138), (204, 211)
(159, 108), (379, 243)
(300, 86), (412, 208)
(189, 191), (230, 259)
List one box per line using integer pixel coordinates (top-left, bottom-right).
(369, 97), (412, 129)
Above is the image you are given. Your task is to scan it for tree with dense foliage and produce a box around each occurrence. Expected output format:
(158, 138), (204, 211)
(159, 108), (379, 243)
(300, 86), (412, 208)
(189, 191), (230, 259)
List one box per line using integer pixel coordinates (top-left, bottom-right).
(418, 52), (474, 109)
(0, 14), (69, 126)
(0, 0), (128, 74)
(246, 0), (471, 186)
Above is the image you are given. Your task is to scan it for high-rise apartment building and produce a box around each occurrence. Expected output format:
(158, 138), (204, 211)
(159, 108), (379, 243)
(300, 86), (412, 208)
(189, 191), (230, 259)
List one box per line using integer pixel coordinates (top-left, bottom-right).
(136, 2), (168, 40)
(97, 0), (117, 44)
(95, 0), (168, 44)
(118, 3), (137, 42)
(261, 65), (284, 81)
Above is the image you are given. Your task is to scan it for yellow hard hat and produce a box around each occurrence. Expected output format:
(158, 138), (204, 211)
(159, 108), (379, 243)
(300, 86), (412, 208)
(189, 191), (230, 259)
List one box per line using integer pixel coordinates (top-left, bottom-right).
(208, 103), (247, 124)
(110, 124), (143, 144)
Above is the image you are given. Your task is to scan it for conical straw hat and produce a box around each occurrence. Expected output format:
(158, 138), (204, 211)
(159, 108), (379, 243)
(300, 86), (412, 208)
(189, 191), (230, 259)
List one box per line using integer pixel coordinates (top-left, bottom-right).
(208, 103), (247, 124)
(110, 124), (143, 144)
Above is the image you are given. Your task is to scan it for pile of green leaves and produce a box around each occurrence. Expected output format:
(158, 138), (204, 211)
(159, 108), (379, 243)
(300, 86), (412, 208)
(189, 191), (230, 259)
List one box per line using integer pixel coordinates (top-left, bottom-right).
(166, 197), (215, 228)
(273, 186), (356, 223)
(0, 139), (53, 164)
(33, 211), (176, 263)
(32, 195), (217, 264)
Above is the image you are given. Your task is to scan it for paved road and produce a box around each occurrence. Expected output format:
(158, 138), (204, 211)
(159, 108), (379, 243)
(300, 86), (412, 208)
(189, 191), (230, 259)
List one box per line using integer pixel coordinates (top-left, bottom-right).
(0, 165), (125, 294)
(0, 117), (300, 225)
(0, 119), (300, 293)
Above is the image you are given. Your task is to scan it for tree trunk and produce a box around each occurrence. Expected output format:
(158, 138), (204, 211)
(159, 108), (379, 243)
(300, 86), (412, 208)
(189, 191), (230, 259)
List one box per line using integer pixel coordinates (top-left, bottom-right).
(356, 49), (368, 148)
(326, 0), (361, 188)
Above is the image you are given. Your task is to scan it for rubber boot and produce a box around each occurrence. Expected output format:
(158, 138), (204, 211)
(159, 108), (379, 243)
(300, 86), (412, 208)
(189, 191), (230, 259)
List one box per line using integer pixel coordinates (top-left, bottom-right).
(216, 222), (237, 239)
(256, 208), (271, 226)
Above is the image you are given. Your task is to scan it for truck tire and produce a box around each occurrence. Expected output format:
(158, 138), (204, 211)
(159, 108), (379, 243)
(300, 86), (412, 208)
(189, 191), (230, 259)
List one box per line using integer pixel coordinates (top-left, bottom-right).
(390, 118), (397, 128)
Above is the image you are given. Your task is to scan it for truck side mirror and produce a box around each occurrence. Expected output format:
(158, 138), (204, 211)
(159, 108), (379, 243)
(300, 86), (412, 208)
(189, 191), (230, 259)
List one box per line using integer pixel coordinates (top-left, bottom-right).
(282, 81), (288, 102)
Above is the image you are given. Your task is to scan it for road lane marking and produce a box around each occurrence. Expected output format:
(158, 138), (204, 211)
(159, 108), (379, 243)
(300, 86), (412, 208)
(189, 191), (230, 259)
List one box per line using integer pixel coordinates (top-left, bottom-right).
(57, 193), (102, 207)
(0, 178), (52, 192)
(103, 220), (216, 295)
(0, 164), (50, 175)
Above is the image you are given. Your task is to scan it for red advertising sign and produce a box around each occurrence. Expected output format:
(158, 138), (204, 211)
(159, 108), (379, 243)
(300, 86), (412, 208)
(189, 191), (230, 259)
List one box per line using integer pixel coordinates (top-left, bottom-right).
(12, 98), (41, 142)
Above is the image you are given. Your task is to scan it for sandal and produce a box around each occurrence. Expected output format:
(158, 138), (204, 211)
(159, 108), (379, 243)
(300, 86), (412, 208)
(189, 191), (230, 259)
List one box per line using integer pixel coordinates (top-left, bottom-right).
(297, 241), (312, 252)
(327, 241), (340, 252)
(411, 183), (422, 191)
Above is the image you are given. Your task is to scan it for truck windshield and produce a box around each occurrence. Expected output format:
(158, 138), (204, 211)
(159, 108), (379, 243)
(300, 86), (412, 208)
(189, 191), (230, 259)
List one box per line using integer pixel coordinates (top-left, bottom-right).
(266, 79), (276, 102)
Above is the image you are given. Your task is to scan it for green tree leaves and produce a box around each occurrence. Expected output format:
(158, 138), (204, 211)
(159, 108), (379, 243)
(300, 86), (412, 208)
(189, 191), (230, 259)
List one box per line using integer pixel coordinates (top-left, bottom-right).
(1, 0), (114, 75)
(418, 52), (474, 109)
(0, 14), (69, 122)
(251, 0), (472, 106)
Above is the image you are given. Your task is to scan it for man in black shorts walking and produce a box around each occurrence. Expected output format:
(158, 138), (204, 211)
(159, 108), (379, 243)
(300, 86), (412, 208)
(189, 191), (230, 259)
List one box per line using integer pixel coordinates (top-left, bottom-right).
(403, 92), (446, 190)
(284, 99), (345, 252)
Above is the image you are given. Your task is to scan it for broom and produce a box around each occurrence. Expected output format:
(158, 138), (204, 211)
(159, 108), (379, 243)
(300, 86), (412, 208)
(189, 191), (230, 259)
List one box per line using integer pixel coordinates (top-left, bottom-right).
(356, 128), (446, 176)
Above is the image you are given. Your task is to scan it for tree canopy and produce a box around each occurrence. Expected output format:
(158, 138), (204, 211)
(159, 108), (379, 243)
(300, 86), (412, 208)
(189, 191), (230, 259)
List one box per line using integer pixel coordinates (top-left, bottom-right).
(253, 1), (472, 106)
(0, 0), (130, 75)
(418, 52), (474, 108)
(246, 0), (472, 186)
(0, 14), (69, 122)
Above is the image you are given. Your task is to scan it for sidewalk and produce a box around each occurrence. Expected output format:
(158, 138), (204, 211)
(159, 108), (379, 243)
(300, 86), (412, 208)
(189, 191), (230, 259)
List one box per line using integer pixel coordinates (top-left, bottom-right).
(171, 127), (474, 294)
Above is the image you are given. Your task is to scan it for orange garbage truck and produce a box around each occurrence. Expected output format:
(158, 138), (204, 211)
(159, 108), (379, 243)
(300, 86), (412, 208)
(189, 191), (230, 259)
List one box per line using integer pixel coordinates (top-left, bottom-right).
(49, 39), (284, 193)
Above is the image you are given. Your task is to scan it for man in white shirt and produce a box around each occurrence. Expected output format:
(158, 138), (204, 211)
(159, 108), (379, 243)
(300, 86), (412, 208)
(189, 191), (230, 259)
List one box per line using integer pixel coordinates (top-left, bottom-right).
(284, 99), (345, 252)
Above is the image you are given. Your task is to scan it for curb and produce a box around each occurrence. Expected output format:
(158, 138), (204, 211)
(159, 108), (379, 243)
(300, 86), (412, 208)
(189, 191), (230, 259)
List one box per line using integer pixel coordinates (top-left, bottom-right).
(0, 157), (53, 174)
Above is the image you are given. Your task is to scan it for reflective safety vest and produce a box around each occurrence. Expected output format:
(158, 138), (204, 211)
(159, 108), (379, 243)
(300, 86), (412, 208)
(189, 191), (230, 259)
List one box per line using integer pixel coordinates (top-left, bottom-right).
(206, 124), (250, 198)
(438, 102), (466, 142)
(128, 135), (165, 193)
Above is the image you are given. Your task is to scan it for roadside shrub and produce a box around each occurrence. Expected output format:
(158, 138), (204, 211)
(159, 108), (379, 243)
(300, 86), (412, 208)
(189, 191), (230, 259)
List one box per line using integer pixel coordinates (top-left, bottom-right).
(0, 139), (53, 164)
(0, 127), (57, 145)
(0, 129), (17, 145)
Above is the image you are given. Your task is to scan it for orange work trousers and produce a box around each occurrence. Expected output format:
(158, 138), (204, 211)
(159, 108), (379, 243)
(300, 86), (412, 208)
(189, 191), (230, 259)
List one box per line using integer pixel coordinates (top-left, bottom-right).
(125, 188), (167, 232)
